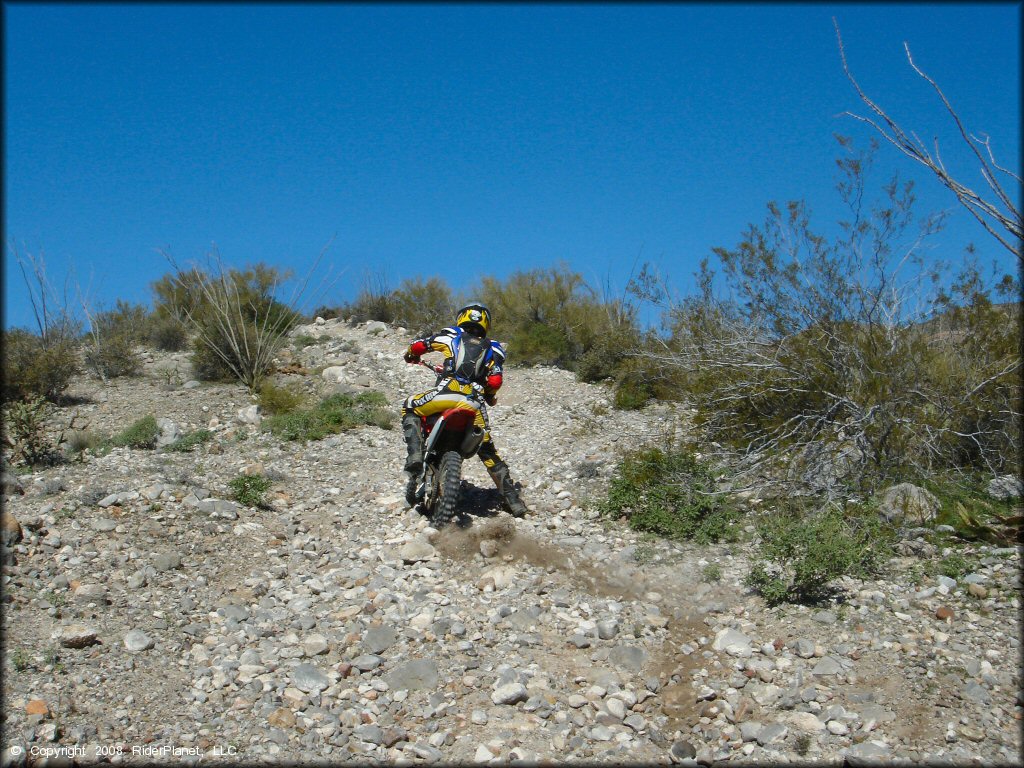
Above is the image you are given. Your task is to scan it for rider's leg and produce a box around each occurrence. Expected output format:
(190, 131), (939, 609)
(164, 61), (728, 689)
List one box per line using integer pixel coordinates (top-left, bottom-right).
(479, 440), (528, 517)
(402, 411), (424, 474)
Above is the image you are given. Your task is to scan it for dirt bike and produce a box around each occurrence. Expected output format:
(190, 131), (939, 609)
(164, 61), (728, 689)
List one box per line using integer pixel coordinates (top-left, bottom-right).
(409, 361), (487, 528)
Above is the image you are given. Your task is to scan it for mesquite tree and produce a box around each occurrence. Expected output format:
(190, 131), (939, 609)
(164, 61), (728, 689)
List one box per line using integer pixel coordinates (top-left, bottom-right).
(634, 140), (1020, 497)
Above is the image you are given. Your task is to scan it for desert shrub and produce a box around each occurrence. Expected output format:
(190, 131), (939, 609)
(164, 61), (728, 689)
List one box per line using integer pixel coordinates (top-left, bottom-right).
(601, 447), (739, 544)
(83, 330), (142, 380)
(165, 429), (212, 453)
(153, 259), (303, 391)
(938, 552), (972, 580)
(110, 415), (159, 449)
(2, 397), (59, 466)
(62, 429), (104, 459)
(701, 563), (723, 583)
(1, 329), (80, 403)
(4, 249), (84, 402)
(613, 371), (653, 411)
(146, 313), (189, 351)
(745, 502), (894, 605)
(90, 300), (150, 342)
(256, 381), (305, 415)
(390, 276), (456, 336)
(189, 333), (237, 382)
(339, 273), (457, 336)
(291, 334), (319, 351)
(634, 139), (1020, 497)
(476, 264), (642, 372)
(339, 269), (397, 324)
(264, 391), (392, 442)
(229, 474), (273, 507)
(309, 305), (341, 321)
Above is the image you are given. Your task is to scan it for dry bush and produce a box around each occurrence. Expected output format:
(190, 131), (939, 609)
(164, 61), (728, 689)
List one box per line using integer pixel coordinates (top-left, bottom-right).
(155, 252), (318, 392)
(634, 139), (1020, 497)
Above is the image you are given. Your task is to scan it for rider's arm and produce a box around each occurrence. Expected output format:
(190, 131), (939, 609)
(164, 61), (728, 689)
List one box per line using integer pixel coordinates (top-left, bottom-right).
(405, 330), (456, 366)
(483, 341), (506, 398)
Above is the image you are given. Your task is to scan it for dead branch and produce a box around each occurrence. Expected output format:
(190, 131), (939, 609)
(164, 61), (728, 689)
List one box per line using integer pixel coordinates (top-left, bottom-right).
(833, 18), (1022, 262)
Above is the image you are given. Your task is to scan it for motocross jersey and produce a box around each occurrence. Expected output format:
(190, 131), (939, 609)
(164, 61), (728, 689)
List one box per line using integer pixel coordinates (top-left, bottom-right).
(407, 326), (505, 397)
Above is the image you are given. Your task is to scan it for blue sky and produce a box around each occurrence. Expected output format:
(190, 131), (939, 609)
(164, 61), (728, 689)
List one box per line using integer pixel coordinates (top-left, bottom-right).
(4, 2), (1021, 332)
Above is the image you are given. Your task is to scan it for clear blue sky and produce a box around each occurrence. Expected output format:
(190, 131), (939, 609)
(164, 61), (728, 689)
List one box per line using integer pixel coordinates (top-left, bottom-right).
(4, 2), (1020, 332)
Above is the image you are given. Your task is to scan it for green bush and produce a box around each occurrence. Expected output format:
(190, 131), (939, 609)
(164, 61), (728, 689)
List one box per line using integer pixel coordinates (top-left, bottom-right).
(745, 503), (894, 605)
(938, 552), (972, 580)
(153, 262), (302, 391)
(389, 276), (456, 336)
(229, 474), (273, 507)
(1, 329), (80, 403)
(3, 397), (59, 466)
(165, 429), (212, 453)
(264, 391), (393, 442)
(613, 373), (652, 411)
(701, 563), (723, 583)
(339, 274), (456, 337)
(291, 334), (319, 351)
(84, 332), (142, 379)
(189, 331), (241, 382)
(601, 447), (739, 544)
(63, 429), (104, 459)
(309, 305), (341, 321)
(256, 381), (305, 415)
(110, 415), (159, 449)
(146, 313), (189, 351)
(91, 300), (150, 343)
(477, 264), (641, 372)
(640, 140), (1020, 497)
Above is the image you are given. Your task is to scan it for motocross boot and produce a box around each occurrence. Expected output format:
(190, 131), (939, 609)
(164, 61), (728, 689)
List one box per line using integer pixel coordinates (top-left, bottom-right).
(402, 414), (424, 474)
(488, 464), (528, 518)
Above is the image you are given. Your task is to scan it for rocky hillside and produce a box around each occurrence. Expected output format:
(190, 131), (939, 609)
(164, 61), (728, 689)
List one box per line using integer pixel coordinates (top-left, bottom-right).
(2, 317), (1021, 766)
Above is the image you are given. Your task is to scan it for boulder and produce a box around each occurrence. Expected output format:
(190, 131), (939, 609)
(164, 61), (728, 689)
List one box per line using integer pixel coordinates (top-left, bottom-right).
(236, 405), (261, 426)
(879, 483), (940, 525)
(1, 472), (25, 496)
(2, 510), (23, 547)
(155, 417), (180, 447)
(321, 366), (347, 384)
(987, 474), (1022, 500)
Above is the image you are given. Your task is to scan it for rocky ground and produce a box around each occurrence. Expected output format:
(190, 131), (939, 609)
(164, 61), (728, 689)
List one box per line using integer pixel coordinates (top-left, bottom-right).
(2, 317), (1021, 766)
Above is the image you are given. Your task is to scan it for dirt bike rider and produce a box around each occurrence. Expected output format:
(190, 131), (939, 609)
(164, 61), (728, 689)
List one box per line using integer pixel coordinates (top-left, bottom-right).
(401, 303), (529, 518)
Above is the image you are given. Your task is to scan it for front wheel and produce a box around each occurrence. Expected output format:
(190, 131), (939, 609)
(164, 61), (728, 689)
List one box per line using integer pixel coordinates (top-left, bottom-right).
(430, 451), (462, 529)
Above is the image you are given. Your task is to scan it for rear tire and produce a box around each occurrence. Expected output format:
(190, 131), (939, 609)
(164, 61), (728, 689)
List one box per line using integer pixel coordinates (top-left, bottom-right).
(430, 451), (462, 529)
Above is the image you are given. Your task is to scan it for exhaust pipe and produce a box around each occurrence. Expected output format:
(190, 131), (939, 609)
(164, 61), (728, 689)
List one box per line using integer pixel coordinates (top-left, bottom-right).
(460, 426), (485, 456)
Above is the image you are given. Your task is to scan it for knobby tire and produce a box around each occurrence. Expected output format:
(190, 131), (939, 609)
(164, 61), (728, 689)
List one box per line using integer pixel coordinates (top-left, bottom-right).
(431, 451), (462, 529)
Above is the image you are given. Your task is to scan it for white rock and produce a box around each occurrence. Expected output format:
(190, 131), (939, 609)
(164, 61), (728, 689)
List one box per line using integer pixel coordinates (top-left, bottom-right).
(123, 630), (154, 652)
(828, 720), (850, 736)
(322, 366), (347, 384)
(474, 745), (495, 763)
(712, 627), (752, 656)
(236, 404), (261, 426)
(780, 711), (826, 732)
(491, 683), (528, 705)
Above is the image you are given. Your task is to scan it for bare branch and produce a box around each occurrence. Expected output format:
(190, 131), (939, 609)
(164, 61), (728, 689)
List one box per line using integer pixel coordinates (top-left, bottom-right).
(833, 18), (1022, 262)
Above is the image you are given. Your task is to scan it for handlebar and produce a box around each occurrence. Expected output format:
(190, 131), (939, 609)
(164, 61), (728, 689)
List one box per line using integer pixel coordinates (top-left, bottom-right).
(415, 359), (446, 375)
